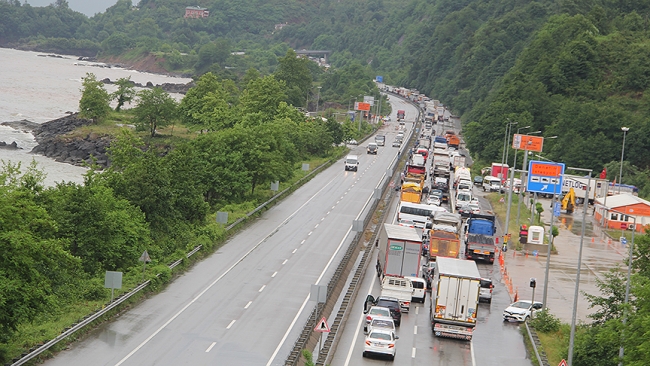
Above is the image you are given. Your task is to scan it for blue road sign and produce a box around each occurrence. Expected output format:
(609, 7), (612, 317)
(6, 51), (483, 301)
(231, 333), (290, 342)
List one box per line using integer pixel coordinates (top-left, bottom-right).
(553, 202), (561, 217)
(527, 160), (565, 194)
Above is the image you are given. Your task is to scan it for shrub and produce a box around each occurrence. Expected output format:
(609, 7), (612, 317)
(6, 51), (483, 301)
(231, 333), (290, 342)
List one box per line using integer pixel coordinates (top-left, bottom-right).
(531, 309), (561, 333)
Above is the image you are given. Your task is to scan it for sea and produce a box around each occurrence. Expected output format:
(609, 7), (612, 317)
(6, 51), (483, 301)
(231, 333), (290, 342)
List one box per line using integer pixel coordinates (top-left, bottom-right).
(0, 48), (192, 186)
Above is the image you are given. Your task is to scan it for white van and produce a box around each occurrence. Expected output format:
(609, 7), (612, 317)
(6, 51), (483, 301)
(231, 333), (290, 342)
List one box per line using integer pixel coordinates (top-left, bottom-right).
(482, 176), (502, 192)
(345, 155), (359, 171)
(406, 276), (427, 303)
(455, 190), (472, 208)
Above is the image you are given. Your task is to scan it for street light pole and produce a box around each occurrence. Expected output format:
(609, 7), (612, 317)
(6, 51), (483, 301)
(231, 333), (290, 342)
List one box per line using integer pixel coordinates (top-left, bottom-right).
(315, 86), (322, 116)
(542, 176), (559, 309)
(502, 120), (517, 180)
(619, 127), (629, 194)
(619, 214), (637, 365)
(567, 168), (592, 366)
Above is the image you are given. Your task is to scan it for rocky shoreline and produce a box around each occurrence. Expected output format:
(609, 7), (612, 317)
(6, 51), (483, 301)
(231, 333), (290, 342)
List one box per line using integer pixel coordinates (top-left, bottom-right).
(2, 114), (114, 168)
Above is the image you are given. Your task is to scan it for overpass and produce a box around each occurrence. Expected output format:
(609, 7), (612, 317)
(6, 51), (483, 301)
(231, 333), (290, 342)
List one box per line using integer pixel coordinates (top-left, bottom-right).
(295, 49), (331, 63)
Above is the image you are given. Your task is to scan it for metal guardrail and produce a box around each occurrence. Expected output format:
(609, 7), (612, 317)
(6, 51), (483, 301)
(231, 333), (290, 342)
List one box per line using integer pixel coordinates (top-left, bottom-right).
(9, 156), (339, 366)
(525, 321), (549, 366)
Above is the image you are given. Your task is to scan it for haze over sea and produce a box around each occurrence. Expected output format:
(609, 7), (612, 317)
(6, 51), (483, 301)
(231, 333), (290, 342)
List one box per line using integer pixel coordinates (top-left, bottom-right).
(0, 48), (191, 186)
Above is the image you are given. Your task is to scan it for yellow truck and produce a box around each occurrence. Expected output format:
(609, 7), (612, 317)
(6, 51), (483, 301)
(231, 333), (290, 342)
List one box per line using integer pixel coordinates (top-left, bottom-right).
(400, 182), (422, 203)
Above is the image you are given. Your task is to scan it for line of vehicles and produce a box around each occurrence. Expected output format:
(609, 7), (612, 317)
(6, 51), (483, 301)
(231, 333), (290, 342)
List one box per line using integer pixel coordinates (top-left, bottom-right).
(360, 86), (550, 362)
(362, 109), (501, 362)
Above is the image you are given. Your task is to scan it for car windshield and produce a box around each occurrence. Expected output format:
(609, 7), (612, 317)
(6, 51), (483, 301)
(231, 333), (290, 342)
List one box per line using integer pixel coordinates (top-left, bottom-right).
(369, 308), (390, 316)
(369, 332), (392, 341)
(346, 159), (357, 164)
(371, 319), (394, 328)
(511, 301), (531, 309)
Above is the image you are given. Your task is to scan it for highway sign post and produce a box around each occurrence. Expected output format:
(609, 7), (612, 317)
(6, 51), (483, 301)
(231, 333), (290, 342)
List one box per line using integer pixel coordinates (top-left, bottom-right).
(314, 316), (330, 355)
(526, 161), (565, 194)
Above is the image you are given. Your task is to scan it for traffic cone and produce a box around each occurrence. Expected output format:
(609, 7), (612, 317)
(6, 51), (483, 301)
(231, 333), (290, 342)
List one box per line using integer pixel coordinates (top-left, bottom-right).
(514, 290), (519, 302)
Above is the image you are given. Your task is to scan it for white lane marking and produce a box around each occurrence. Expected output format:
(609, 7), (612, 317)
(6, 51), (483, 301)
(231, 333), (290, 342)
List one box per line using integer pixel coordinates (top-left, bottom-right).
(332, 206), (335, 209)
(244, 301), (252, 309)
(321, 217), (325, 221)
(266, 225), (354, 366)
(471, 339), (476, 366)
(205, 342), (216, 352)
(226, 320), (236, 329)
(308, 231), (313, 235)
(416, 306), (419, 315)
(414, 326), (418, 335)
(259, 285), (266, 292)
(301, 239), (306, 244)
(412, 347), (416, 358)
(292, 248), (297, 254)
(343, 263), (375, 366)
(327, 211), (330, 215)
(114, 174), (339, 366)
(272, 272), (277, 278)
(314, 224), (319, 228)
(282, 259), (288, 265)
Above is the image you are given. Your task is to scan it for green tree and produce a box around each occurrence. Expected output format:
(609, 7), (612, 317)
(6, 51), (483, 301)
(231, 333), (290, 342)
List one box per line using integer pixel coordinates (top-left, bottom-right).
(41, 181), (151, 274)
(111, 77), (136, 112)
(239, 75), (286, 125)
(132, 87), (177, 137)
(0, 167), (82, 342)
(178, 72), (222, 130)
(274, 49), (313, 107)
(78, 73), (111, 122)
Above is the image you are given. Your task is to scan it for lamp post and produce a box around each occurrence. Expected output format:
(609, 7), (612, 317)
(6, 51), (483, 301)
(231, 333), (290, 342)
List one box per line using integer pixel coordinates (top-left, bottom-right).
(315, 86), (322, 116)
(566, 167), (592, 366)
(502, 120), (518, 180)
(619, 127), (629, 194)
(617, 210), (636, 366)
(357, 94), (363, 133)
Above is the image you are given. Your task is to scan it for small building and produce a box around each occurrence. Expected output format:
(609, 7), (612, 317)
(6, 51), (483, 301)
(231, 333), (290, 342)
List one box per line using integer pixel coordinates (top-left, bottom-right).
(594, 193), (650, 232)
(185, 6), (209, 18)
(274, 23), (288, 31)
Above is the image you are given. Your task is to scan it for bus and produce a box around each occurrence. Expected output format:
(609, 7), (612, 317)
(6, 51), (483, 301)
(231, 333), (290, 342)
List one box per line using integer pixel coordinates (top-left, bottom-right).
(397, 202), (445, 229)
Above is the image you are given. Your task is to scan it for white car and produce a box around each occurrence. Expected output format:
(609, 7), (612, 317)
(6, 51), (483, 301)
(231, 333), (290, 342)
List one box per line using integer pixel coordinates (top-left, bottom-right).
(367, 316), (396, 335)
(426, 194), (441, 206)
(479, 278), (493, 303)
(503, 300), (543, 322)
(364, 306), (392, 333)
(363, 328), (398, 360)
(467, 203), (480, 214)
(398, 219), (416, 228)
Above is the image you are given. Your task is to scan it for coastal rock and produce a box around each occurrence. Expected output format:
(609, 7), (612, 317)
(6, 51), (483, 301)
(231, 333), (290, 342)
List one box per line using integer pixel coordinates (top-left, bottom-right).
(0, 141), (21, 149)
(101, 78), (194, 94)
(1, 120), (41, 133)
(31, 113), (112, 169)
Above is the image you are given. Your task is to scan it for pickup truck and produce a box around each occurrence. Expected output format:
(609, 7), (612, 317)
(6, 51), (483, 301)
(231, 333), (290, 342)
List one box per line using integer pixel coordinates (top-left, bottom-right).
(380, 275), (414, 313)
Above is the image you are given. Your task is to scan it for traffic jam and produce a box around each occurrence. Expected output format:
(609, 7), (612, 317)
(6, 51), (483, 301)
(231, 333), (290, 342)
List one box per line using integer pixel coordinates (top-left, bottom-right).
(357, 87), (534, 362)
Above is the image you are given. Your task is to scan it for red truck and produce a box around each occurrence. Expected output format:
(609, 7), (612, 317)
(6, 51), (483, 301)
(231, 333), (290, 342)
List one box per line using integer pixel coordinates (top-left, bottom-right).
(397, 110), (405, 120)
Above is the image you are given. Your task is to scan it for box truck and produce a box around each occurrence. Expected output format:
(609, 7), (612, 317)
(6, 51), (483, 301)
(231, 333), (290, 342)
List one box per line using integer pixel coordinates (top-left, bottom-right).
(429, 257), (481, 340)
(377, 223), (423, 278)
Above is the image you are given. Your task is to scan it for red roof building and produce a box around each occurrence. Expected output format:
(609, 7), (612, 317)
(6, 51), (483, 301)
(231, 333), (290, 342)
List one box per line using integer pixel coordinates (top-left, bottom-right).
(185, 6), (209, 18)
(594, 193), (650, 232)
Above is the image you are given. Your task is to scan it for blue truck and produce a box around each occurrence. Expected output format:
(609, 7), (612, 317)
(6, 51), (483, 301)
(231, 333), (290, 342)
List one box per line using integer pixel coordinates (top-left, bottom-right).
(463, 214), (497, 263)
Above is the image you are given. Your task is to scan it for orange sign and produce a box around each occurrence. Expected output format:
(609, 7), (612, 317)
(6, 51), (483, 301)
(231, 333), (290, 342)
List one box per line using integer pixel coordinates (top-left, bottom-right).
(355, 102), (371, 111)
(513, 134), (544, 152)
(530, 162), (562, 177)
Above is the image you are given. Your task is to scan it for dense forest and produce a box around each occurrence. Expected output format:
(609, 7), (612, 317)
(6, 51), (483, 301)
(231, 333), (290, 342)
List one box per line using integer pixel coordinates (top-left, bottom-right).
(3, 0), (650, 364)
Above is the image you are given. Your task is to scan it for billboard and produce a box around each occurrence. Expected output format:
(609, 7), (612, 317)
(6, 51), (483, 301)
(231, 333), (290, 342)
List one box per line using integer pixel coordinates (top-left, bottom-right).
(355, 102), (371, 111)
(512, 134), (544, 152)
(526, 160), (565, 194)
